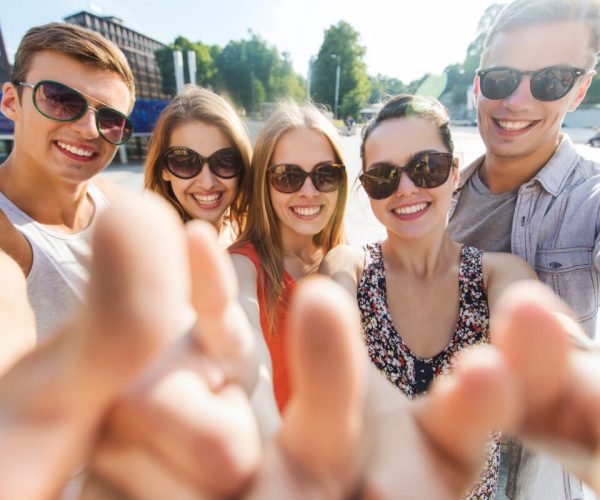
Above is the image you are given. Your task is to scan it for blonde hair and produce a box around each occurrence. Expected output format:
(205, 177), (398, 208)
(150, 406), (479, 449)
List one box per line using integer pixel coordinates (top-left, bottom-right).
(230, 101), (347, 334)
(481, 0), (600, 68)
(12, 22), (135, 104)
(144, 85), (252, 234)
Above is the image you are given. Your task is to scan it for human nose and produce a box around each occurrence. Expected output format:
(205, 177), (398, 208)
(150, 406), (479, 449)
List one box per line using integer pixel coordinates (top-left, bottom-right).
(194, 160), (218, 188)
(394, 170), (419, 196)
(502, 76), (535, 111)
(297, 173), (319, 195)
(71, 108), (100, 140)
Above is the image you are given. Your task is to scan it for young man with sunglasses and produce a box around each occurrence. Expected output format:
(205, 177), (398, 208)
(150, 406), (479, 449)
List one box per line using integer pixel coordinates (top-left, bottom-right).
(0, 23), (135, 340)
(448, 0), (600, 498)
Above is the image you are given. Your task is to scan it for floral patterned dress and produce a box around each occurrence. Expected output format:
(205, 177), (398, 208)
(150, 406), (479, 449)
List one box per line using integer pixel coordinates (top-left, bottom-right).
(357, 242), (500, 499)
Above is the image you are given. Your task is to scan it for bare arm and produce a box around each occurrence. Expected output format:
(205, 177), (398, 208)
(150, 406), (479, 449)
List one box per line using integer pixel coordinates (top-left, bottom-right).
(230, 253), (281, 441)
(0, 251), (36, 375)
(319, 244), (365, 298)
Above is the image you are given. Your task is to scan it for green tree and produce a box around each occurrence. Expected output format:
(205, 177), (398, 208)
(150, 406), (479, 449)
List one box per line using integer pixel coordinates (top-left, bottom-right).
(155, 36), (219, 96)
(369, 74), (407, 102)
(311, 21), (371, 118)
(215, 31), (305, 113)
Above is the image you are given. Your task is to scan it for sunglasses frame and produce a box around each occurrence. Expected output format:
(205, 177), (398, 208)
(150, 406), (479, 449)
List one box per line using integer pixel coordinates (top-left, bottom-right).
(476, 65), (592, 102)
(268, 162), (346, 194)
(15, 80), (133, 145)
(359, 151), (454, 200)
(162, 146), (243, 180)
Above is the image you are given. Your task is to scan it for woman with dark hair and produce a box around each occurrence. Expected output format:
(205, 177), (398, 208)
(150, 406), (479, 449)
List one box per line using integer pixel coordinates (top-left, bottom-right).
(321, 94), (537, 498)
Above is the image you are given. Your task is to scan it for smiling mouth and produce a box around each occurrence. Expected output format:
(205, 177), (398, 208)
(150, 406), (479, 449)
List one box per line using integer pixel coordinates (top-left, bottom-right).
(393, 202), (429, 216)
(191, 193), (222, 206)
(291, 206), (322, 217)
(55, 141), (96, 158)
(493, 119), (536, 131)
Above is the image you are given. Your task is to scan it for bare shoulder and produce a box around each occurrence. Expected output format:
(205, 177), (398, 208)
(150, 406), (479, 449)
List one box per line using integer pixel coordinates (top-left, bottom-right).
(319, 244), (365, 296)
(320, 244), (365, 275)
(483, 251), (537, 280)
(92, 177), (128, 203)
(0, 209), (31, 275)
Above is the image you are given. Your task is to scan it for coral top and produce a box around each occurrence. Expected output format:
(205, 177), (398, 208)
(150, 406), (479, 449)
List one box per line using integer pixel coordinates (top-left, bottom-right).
(230, 243), (296, 413)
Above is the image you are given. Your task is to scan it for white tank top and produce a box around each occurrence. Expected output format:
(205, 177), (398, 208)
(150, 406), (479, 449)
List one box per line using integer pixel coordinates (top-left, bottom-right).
(0, 184), (109, 341)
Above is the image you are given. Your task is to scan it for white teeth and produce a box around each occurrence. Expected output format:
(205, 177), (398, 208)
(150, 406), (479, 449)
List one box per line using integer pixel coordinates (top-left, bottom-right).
(57, 141), (94, 157)
(292, 206), (321, 216)
(496, 120), (533, 131)
(192, 193), (221, 204)
(393, 202), (428, 215)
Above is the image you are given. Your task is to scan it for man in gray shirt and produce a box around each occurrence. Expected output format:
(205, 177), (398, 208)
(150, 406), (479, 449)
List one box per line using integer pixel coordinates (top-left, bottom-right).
(448, 0), (600, 498)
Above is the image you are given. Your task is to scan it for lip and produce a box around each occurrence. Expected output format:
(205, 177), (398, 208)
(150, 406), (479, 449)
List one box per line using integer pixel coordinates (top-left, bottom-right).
(391, 201), (430, 221)
(189, 191), (224, 210)
(289, 204), (323, 220)
(491, 118), (539, 137)
(54, 140), (99, 162)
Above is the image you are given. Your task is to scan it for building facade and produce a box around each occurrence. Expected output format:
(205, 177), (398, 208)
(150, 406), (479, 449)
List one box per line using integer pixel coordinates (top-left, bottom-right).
(64, 11), (169, 100)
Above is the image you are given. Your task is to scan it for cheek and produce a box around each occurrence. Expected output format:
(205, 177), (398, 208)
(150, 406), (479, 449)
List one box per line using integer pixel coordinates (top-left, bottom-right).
(222, 177), (240, 199)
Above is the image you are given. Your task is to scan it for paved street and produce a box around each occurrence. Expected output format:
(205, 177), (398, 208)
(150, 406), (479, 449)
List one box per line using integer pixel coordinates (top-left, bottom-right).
(100, 125), (600, 246)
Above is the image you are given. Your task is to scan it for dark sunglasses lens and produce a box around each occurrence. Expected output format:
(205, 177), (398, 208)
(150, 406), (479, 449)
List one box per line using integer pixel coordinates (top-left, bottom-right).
(480, 69), (520, 99)
(408, 153), (452, 188)
(34, 81), (86, 120)
(209, 149), (242, 178)
(313, 164), (344, 192)
(165, 149), (201, 179)
(270, 165), (307, 193)
(360, 165), (399, 199)
(97, 107), (133, 144)
(531, 67), (575, 101)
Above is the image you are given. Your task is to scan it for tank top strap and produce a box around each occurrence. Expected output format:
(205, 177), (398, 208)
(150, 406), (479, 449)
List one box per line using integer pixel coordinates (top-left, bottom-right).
(229, 242), (261, 273)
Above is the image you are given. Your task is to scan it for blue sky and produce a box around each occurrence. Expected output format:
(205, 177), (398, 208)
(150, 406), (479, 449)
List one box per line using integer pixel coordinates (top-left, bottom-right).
(1, 0), (500, 82)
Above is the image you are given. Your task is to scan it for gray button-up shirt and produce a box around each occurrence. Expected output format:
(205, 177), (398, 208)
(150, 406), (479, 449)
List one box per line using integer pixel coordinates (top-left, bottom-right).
(451, 135), (600, 339)
(449, 135), (600, 500)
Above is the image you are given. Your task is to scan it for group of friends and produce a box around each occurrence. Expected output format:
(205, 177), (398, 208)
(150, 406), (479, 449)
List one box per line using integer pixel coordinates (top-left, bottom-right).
(0, 0), (600, 498)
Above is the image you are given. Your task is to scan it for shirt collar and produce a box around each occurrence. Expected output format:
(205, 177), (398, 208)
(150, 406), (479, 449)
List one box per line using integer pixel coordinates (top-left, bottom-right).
(457, 135), (579, 197)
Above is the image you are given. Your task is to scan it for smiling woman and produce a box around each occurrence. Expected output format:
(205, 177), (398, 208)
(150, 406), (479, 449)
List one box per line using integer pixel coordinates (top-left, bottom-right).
(228, 101), (347, 435)
(144, 85), (252, 244)
(320, 94), (538, 499)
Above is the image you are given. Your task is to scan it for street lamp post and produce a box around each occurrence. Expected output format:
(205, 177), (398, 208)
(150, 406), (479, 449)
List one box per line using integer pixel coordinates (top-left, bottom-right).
(331, 54), (341, 119)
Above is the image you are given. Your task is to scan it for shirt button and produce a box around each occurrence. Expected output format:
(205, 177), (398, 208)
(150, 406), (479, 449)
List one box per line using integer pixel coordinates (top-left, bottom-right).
(549, 261), (562, 269)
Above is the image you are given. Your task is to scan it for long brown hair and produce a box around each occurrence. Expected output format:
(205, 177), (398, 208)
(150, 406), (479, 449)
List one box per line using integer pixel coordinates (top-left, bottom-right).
(230, 101), (347, 333)
(144, 85), (252, 235)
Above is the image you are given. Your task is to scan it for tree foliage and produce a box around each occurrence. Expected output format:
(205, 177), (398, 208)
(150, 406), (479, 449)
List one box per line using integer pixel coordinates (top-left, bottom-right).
(155, 32), (305, 113)
(369, 75), (407, 103)
(310, 21), (371, 118)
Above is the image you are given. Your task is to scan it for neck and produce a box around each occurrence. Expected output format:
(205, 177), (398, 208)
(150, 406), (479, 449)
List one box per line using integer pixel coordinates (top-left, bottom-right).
(382, 228), (460, 279)
(0, 153), (94, 231)
(480, 135), (561, 193)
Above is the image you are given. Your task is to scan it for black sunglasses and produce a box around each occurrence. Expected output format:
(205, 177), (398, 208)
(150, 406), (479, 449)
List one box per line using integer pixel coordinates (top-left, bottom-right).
(476, 65), (592, 102)
(359, 151), (453, 200)
(163, 146), (243, 179)
(268, 162), (346, 193)
(15, 80), (133, 145)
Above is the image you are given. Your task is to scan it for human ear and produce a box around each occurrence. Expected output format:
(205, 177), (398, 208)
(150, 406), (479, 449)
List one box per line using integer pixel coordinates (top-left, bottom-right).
(568, 72), (595, 112)
(1, 82), (20, 122)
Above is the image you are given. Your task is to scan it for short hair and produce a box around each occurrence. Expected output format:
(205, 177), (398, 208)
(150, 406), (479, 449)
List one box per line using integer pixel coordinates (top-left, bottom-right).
(144, 84), (253, 234)
(481, 0), (600, 68)
(360, 94), (454, 171)
(230, 101), (347, 334)
(11, 22), (135, 103)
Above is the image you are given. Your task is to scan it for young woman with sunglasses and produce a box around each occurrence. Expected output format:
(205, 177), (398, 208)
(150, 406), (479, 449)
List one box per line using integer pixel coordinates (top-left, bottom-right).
(144, 85), (252, 244)
(229, 101), (347, 434)
(321, 94), (536, 498)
